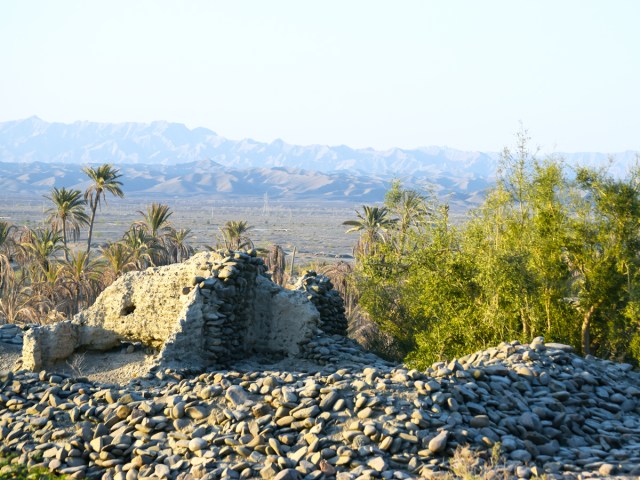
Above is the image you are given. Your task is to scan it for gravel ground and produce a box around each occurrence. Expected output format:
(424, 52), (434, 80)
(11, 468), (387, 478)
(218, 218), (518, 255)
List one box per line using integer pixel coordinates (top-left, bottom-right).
(1, 335), (639, 479)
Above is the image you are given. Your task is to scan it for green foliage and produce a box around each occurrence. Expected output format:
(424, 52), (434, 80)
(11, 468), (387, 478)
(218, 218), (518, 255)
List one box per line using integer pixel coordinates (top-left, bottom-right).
(19, 227), (66, 273)
(0, 456), (66, 480)
(349, 137), (640, 368)
(166, 228), (194, 264)
(343, 205), (397, 257)
(133, 203), (193, 267)
(218, 220), (254, 250)
(45, 187), (89, 259)
(121, 225), (159, 269)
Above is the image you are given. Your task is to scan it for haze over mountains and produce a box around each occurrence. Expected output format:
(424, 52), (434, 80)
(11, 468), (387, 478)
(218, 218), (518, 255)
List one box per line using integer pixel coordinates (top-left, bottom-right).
(0, 117), (637, 205)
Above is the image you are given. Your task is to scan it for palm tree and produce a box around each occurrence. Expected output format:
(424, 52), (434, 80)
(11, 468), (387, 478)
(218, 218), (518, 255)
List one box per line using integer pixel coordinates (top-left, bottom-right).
(317, 261), (358, 317)
(19, 227), (66, 274)
(0, 222), (16, 292)
(137, 202), (174, 239)
(83, 164), (124, 255)
(392, 189), (430, 254)
(100, 242), (136, 283)
(61, 250), (105, 315)
(45, 187), (89, 260)
(0, 275), (48, 325)
(397, 190), (429, 229)
(219, 220), (254, 250)
(122, 225), (158, 270)
(136, 203), (174, 265)
(166, 228), (194, 263)
(343, 205), (397, 257)
(34, 262), (68, 317)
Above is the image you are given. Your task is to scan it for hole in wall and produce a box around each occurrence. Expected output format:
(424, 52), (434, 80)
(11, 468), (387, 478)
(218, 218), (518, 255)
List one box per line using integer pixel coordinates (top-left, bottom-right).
(121, 303), (136, 316)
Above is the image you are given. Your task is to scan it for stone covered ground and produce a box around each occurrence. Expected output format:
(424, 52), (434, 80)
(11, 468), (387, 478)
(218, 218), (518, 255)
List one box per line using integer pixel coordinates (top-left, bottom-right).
(1, 326), (640, 480)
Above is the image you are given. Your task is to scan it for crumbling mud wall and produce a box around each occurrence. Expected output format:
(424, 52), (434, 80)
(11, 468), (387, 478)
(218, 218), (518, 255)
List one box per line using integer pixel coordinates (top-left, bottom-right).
(22, 321), (77, 371)
(22, 250), (337, 371)
(76, 255), (215, 350)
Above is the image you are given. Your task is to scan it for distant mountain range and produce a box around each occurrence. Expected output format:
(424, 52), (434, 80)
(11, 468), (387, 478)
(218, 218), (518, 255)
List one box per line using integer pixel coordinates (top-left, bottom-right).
(0, 159), (392, 202)
(0, 117), (637, 205)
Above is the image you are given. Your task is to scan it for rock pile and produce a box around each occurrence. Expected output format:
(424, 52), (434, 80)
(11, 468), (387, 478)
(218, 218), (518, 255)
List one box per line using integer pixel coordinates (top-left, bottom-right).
(299, 334), (392, 368)
(1, 337), (639, 479)
(0, 324), (22, 346)
(296, 272), (348, 336)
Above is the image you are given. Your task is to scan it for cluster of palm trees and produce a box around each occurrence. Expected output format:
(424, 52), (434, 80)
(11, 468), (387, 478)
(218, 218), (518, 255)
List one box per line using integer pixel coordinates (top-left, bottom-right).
(0, 164), (203, 325)
(0, 164), (123, 324)
(343, 184), (430, 259)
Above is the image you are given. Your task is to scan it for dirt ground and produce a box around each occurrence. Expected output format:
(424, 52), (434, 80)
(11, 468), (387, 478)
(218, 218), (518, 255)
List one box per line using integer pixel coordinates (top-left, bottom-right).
(51, 348), (158, 384)
(1, 196), (361, 266)
(0, 341), (338, 385)
(0, 341), (157, 384)
(0, 343), (20, 372)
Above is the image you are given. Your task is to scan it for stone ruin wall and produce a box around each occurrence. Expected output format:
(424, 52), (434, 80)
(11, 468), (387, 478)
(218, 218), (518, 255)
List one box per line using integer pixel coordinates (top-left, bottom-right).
(21, 251), (351, 371)
(295, 271), (349, 336)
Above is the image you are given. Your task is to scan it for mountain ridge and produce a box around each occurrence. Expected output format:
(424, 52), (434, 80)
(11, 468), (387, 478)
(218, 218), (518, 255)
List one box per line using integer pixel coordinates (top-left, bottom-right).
(1, 117), (637, 205)
(0, 158), (492, 209)
(0, 116), (503, 176)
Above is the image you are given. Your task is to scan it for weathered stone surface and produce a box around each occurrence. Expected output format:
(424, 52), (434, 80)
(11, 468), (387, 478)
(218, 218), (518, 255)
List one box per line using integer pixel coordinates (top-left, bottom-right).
(22, 321), (78, 371)
(248, 276), (319, 357)
(76, 259), (207, 349)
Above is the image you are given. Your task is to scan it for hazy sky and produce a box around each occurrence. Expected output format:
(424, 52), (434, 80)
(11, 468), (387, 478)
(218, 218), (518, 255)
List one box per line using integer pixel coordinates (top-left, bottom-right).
(1, 1), (638, 152)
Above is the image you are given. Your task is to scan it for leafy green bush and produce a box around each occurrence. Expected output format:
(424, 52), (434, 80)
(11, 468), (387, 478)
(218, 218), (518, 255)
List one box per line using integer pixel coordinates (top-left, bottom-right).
(347, 134), (640, 367)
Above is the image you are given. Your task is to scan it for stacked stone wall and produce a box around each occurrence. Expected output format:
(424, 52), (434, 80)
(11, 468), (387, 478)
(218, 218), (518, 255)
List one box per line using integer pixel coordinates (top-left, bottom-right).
(191, 250), (262, 364)
(296, 271), (349, 336)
